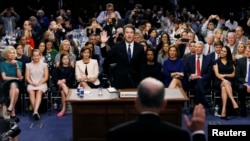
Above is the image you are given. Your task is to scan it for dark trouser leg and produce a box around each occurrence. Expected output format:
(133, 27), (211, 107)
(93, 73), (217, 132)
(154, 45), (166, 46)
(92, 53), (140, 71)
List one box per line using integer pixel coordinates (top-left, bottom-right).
(191, 80), (199, 105)
(195, 78), (209, 106)
(238, 84), (247, 116)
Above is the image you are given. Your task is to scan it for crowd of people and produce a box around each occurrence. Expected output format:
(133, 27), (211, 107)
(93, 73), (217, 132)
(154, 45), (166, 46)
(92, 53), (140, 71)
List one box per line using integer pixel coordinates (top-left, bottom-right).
(0, 1), (250, 140)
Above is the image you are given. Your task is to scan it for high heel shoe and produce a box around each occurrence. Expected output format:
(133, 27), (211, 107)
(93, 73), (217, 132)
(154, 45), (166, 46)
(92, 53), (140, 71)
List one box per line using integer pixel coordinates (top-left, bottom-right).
(220, 116), (228, 120)
(33, 113), (40, 120)
(233, 108), (240, 117)
(10, 116), (20, 123)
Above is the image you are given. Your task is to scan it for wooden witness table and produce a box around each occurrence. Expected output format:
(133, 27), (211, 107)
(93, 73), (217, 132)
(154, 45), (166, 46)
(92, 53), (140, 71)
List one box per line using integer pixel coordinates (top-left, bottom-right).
(66, 88), (188, 141)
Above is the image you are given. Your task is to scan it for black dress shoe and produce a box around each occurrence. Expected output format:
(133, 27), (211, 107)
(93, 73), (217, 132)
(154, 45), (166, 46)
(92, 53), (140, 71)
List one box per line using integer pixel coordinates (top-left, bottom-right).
(10, 116), (20, 123)
(33, 113), (40, 120)
(233, 108), (240, 116)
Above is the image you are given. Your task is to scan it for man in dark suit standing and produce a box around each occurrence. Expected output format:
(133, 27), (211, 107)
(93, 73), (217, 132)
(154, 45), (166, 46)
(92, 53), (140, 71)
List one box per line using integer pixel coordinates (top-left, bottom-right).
(106, 77), (206, 141)
(108, 24), (145, 89)
(235, 46), (250, 117)
(184, 41), (213, 108)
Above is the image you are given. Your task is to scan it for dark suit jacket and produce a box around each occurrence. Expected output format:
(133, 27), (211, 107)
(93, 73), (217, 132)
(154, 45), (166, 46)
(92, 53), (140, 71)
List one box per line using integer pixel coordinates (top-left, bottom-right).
(184, 54), (213, 83)
(182, 53), (193, 64)
(235, 57), (247, 86)
(207, 52), (219, 79)
(207, 52), (216, 63)
(106, 114), (206, 141)
(108, 41), (145, 89)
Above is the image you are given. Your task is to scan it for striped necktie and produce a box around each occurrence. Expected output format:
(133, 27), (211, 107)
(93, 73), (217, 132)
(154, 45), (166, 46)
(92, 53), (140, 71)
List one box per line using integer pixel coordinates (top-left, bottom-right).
(196, 56), (201, 76)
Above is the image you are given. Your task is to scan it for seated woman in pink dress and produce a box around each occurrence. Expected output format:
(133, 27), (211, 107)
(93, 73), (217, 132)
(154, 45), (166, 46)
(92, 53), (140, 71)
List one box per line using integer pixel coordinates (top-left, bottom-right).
(25, 49), (49, 120)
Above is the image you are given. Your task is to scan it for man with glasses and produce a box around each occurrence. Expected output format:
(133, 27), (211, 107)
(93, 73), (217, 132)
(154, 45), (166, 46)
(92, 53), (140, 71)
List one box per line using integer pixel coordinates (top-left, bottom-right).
(97, 3), (122, 26)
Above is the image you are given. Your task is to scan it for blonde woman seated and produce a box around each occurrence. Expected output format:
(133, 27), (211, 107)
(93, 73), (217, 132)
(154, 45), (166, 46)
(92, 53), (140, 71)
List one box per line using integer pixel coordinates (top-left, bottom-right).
(234, 42), (246, 60)
(54, 39), (76, 68)
(75, 47), (100, 89)
(0, 46), (23, 123)
(162, 45), (186, 90)
(214, 28), (226, 44)
(25, 49), (49, 120)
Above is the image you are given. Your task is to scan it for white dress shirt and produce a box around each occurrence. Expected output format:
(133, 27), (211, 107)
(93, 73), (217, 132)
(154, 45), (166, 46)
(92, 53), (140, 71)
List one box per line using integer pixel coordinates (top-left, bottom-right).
(245, 59), (250, 83)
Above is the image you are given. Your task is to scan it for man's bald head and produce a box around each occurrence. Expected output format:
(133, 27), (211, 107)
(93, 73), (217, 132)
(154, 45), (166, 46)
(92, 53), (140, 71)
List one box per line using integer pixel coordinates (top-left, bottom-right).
(137, 77), (165, 108)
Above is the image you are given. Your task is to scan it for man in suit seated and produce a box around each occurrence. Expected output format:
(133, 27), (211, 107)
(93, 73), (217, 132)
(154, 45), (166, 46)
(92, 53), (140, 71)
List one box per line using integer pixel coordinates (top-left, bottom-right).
(207, 40), (223, 63)
(182, 40), (196, 63)
(235, 45), (250, 117)
(184, 41), (213, 108)
(106, 77), (206, 141)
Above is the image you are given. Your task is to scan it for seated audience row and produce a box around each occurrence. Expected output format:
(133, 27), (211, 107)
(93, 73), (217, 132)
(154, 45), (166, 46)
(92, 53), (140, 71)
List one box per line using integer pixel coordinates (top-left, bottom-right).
(1, 23), (250, 121)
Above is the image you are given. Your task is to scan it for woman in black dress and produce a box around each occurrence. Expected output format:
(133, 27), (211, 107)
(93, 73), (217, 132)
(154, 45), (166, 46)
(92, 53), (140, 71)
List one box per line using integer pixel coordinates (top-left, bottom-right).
(213, 46), (239, 119)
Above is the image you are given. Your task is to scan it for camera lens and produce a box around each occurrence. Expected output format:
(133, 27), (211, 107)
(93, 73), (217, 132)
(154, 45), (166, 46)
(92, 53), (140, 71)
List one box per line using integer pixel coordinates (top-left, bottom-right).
(111, 18), (116, 22)
(111, 18), (116, 25)
(118, 33), (123, 38)
(5, 124), (21, 138)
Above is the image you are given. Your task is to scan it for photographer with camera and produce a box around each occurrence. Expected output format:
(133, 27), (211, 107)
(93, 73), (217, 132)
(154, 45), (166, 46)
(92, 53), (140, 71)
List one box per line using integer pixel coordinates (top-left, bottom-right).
(201, 14), (222, 42)
(0, 105), (21, 141)
(126, 4), (144, 28)
(96, 3), (122, 27)
(0, 7), (20, 35)
(103, 12), (125, 38)
(175, 30), (190, 58)
(85, 18), (103, 37)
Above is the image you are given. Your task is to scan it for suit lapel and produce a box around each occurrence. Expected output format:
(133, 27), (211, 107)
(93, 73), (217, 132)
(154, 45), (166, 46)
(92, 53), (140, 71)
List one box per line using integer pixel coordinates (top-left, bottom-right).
(122, 41), (130, 63)
(243, 57), (247, 76)
(132, 43), (137, 61)
(191, 55), (196, 73)
(201, 55), (207, 74)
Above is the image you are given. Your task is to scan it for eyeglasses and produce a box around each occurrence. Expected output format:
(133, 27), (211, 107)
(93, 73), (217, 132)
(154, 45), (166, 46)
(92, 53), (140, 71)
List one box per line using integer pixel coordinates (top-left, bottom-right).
(106, 8), (113, 11)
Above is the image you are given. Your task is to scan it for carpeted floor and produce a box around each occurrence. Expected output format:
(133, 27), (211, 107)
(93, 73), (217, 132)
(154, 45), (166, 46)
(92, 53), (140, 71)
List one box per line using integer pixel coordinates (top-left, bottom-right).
(16, 109), (250, 141)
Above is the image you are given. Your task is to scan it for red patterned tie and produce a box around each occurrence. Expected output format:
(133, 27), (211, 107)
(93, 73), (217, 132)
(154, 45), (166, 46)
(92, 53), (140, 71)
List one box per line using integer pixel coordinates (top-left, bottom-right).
(196, 56), (201, 76)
